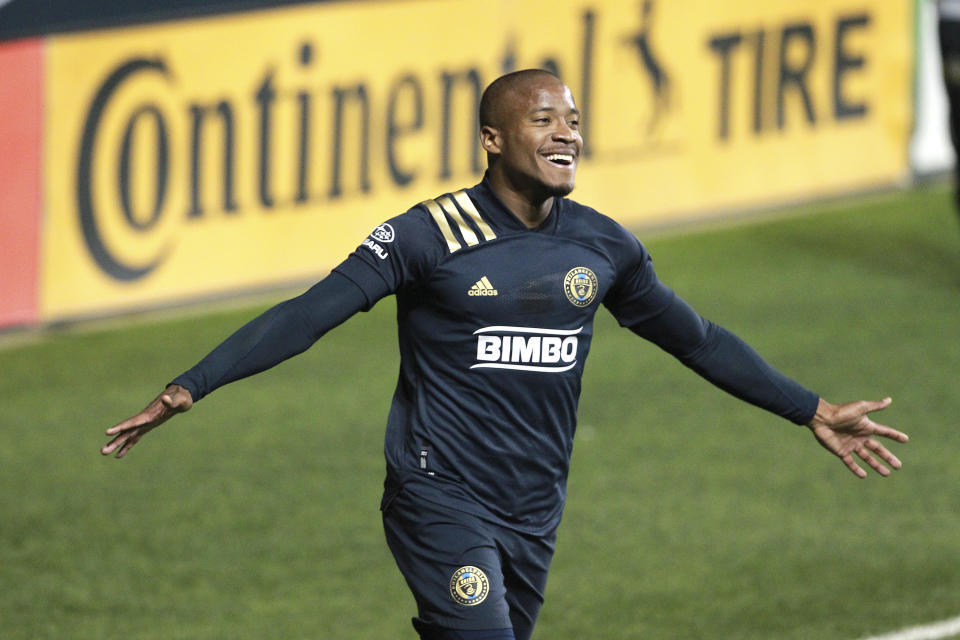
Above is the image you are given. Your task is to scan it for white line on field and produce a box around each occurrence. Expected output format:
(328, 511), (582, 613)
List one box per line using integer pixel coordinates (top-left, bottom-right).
(859, 614), (960, 640)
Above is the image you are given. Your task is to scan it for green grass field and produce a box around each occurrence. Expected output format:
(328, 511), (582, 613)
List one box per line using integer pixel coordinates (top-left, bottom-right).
(2, 184), (958, 639)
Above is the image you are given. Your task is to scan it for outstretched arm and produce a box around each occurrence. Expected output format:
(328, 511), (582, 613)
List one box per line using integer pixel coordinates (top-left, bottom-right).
(625, 289), (820, 425)
(101, 271), (369, 458)
(603, 230), (908, 477)
(618, 283), (908, 477)
(806, 397), (908, 478)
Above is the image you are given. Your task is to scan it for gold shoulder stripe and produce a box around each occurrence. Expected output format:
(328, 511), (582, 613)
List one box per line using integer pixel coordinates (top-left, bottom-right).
(421, 198), (462, 253)
(452, 190), (496, 241)
(437, 196), (479, 247)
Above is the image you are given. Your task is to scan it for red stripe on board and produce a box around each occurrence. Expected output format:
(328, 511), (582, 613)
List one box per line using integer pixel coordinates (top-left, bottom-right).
(0, 38), (43, 329)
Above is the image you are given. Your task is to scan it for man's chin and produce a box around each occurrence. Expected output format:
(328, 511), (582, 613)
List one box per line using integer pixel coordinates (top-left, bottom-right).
(546, 181), (575, 198)
(505, 166), (576, 199)
(539, 171), (576, 197)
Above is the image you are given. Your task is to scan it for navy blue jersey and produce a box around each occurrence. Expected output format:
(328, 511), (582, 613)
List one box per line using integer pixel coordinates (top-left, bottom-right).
(174, 175), (818, 536)
(333, 176), (814, 535)
(336, 179), (646, 534)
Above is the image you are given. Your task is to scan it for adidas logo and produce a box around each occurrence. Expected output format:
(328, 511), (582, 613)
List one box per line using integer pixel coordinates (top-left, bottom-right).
(468, 276), (498, 297)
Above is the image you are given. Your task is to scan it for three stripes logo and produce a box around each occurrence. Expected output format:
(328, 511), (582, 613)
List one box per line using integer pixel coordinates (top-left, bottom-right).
(468, 276), (498, 297)
(421, 190), (497, 254)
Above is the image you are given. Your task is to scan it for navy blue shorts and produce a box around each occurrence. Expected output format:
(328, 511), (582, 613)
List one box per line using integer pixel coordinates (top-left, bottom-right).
(382, 484), (556, 640)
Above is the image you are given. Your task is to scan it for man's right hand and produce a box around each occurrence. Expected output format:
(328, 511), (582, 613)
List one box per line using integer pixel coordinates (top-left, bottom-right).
(101, 384), (193, 458)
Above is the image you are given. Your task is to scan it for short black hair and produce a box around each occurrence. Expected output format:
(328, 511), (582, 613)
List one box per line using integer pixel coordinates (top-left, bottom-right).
(479, 69), (560, 128)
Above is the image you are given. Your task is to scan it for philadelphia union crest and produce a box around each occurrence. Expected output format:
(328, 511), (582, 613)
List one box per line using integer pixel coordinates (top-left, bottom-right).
(450, 566), (490, 606)
(563, 267), (598, 307)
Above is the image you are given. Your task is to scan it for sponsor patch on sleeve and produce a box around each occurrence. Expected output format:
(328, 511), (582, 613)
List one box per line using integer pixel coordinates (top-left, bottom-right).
(361, 223), (394, 260)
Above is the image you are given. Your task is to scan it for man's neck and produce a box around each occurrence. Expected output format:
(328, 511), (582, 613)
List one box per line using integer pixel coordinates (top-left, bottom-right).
(486, 170), (554, 229)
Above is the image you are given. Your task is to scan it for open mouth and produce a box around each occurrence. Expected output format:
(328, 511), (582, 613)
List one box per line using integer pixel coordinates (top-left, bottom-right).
(543, 153), (575, 167)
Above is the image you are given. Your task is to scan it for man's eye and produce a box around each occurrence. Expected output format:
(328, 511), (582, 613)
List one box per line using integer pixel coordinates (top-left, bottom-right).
(568, 120), (580, 128)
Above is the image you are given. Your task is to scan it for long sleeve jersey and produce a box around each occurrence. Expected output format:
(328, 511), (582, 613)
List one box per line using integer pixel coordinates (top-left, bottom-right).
(173, 175), (819, 535)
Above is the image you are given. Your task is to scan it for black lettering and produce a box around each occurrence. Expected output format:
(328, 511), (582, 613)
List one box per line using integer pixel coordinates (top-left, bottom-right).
(385, 74), (424, 187)
(708, 32), (742, 140)
(834, 13), (870, 120)
(501, 38), (517, 75)
(77, 57), (171, 281)
(439, 68), (483, 180)
(580, 9), (595, 157)
(328, 83), (371, 199)
(295, 42), (315, 204)
(187, 100), (236, 218)
(118, 104), (168, 231)
(255, 70), (276, 208)
(777, 23), (817, 129)
(540, 58), (561, 78)
(295, 91), (311, 203)
(751, 29), (765, 134)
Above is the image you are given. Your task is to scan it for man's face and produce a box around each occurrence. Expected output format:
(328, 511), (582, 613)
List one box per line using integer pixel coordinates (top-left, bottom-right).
(484, 77), (583, 198)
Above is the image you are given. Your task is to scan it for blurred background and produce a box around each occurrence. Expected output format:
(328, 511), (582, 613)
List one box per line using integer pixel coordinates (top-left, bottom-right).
(0, 0), (947, 330)
(1, 2), (958, 639)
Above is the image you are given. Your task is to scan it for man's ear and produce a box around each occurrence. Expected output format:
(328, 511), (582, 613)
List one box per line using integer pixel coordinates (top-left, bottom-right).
(480, 125), (501, 155)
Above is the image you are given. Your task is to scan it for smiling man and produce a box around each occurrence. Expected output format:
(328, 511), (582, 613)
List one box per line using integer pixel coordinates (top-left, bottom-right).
(478, 70), (582, 225)
(102, 69), (908, 640)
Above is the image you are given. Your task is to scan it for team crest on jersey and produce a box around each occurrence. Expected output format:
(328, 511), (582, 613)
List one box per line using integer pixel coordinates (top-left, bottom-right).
(563, 267), (598, 307)
(449, 566), (490, 606)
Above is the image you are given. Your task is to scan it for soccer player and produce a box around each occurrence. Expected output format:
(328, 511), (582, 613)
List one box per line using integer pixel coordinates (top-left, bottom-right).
(102, 69), (909, 640)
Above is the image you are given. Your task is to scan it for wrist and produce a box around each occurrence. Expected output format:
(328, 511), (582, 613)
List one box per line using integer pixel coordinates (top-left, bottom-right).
(807, 398), (835, 429)
(163, 383), (195, 410)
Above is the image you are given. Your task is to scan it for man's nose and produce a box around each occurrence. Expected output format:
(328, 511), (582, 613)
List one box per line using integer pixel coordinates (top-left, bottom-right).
(553, 122), (577, 141)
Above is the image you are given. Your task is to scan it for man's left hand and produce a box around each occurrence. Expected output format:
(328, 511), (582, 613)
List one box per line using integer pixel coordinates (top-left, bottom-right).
(807, 397), (908, 478)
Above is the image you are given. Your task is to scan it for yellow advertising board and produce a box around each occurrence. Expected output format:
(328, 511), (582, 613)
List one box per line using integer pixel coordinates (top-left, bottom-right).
(42, 0), (913, 319)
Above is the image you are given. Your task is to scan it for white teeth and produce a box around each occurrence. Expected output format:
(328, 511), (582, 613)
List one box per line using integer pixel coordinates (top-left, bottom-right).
(545, 154), (574, 164)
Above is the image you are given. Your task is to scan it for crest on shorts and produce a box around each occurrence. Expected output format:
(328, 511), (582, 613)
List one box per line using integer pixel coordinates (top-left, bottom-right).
(449, 565), (489, 606)
(563, 267), (598, 307)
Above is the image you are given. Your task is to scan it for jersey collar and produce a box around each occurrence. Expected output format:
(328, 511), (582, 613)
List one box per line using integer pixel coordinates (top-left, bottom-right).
(466, 173), (562, 235)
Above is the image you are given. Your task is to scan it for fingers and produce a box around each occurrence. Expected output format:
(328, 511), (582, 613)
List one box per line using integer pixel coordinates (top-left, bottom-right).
(864, 438), (902, 470)
(116, 431), (144, 458)
(104, 397), (165, 437)
(101, 423), (152, 458)
(868, 422), (909, 443)
(854, 397), (907, 454)
(101, 413), (158, 456)
(840, 438), (902, 479)
(855, 445), (891, 477)
(836, 397), (890, 422)
(101, 387), (193, 459)
(841, 447), (890, 479)
(868, 397), (893, 412)
(105, 413), (149, 437)
(840, 453), (867, 479)
(850, 397), (891, 420)
(101, 402), (160, 457)
(100, 427), (138, 457)
(100, 438), (119, 456)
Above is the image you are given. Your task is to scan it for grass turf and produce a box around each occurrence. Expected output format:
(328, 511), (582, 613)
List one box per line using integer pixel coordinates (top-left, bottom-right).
(1, 184), (958, 639)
